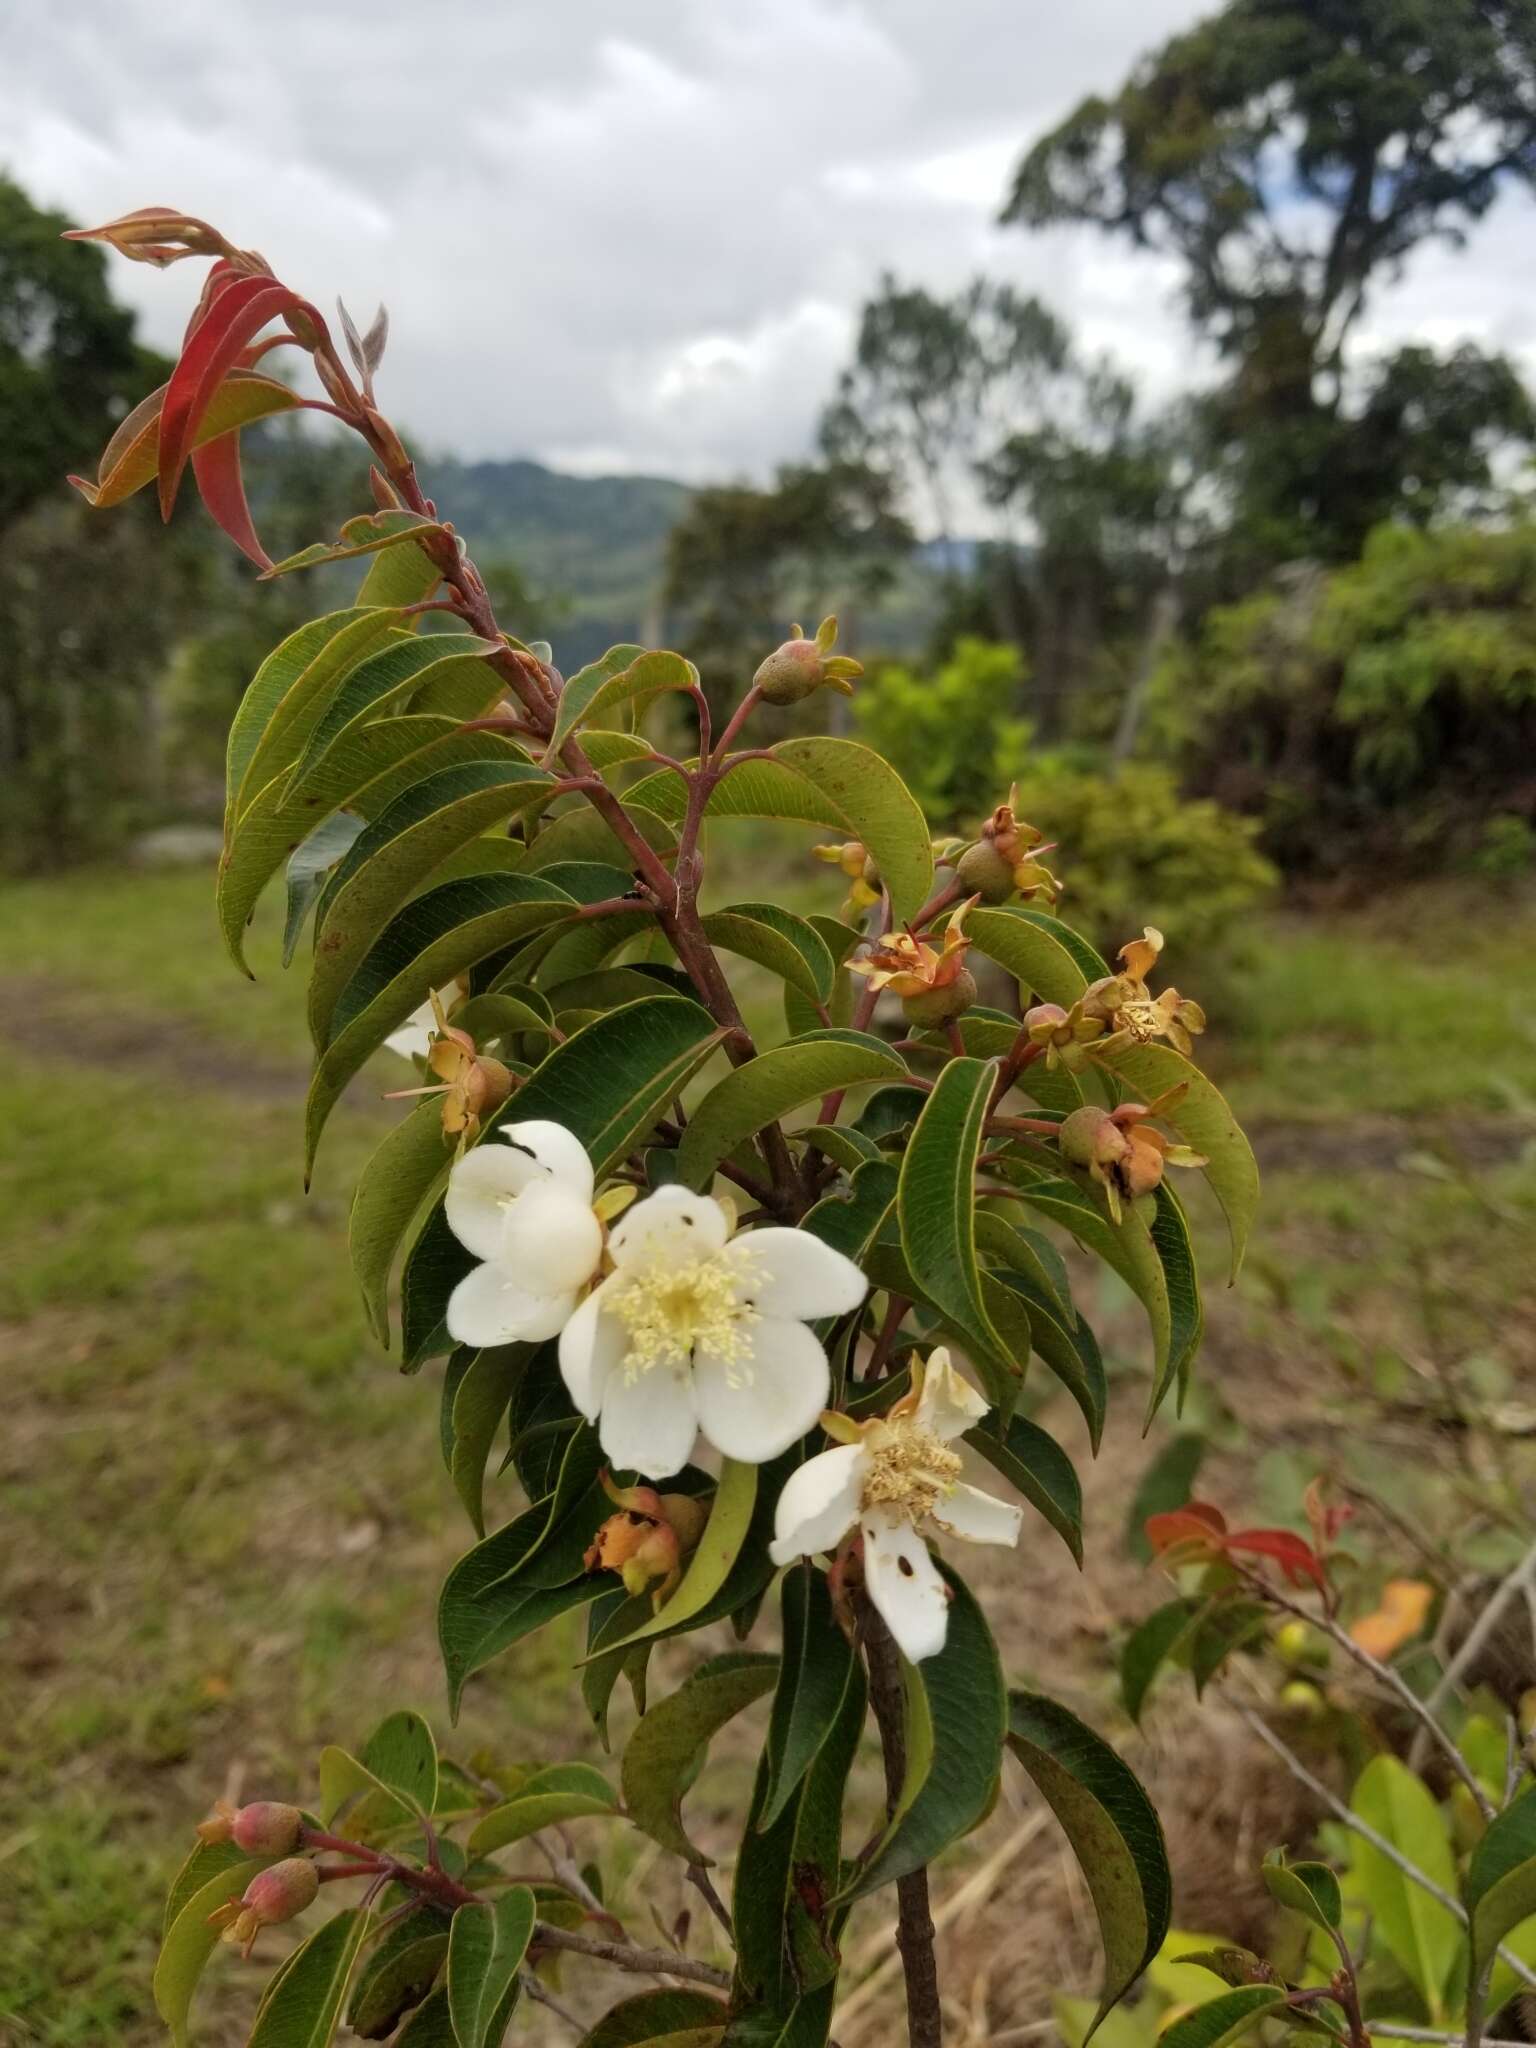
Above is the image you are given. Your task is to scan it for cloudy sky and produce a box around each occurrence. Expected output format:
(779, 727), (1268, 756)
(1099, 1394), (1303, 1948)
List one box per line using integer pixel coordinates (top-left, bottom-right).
(8, 0), (1536, 486)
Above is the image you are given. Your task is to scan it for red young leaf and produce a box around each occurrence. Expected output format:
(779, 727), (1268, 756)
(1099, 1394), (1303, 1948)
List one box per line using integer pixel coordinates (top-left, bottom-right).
(1145, 1503), (1228, 1558)
(157, 275), (320, 519)
(1225, 1527), (1329, 1592)
(191, 429), (272, 570)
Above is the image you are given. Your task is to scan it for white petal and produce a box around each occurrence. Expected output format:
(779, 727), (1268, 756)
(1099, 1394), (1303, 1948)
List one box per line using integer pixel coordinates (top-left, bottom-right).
(497, 1121), (595, 1203)
(445, 1144), (539, 1262)
(693, 1315), (830, 1463)
(862, 1508), (951, 1663)
(446, 1263), (577, 1347)
(499, 1183), (604, 1293)
(608, 1185), (728, 1271)
(932, 1481), (1023, 1548)
(768, 1443), (866, 1565)
(384, 1001), (435, 1061)
(915, 1349), (989, 1442)
(723, 1229), (867, 1319)
(557, 1280), (626, 1422)
(598, 1364), (698, 1480)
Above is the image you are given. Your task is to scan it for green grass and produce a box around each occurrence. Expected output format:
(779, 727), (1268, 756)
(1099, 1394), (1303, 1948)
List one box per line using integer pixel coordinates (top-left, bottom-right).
(2, 863), (1535, 2044)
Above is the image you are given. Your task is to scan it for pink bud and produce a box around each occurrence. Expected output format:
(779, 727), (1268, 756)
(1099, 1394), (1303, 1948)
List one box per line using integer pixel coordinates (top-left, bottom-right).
(229, 1802), (304, 1856)
(244, 1858), (320, 1925)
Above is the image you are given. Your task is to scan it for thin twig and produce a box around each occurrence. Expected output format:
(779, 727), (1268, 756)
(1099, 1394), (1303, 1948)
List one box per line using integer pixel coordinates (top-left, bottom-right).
(1236, 1708), (1536, 1993)
(1371, 2029), (1530, 2046)
(685, 1863), (733, 1936)
(531, 1922), (730, 1990)
(518, 1967), (584, 2035)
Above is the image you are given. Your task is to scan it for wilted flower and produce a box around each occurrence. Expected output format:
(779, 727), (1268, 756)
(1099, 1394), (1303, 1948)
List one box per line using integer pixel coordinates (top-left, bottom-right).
(559, 1185), (866, 1480)
(207, 1858), (319, 1959)
(753, 617), (863, 706)
(584, 1475), (709, 1602)
(1083, 928), (1206, 1058)
(769, 1350), (1022, 1662)
(384, 981), (468, 1061)
(812, 839), (880, 912)
(1057, 1090), (1206, 1221)
(850, 898), (979, 1024)
(955, 790), (1063, 905)
(384, 990), (511, 1143)
(444, 1121), (610, 1345)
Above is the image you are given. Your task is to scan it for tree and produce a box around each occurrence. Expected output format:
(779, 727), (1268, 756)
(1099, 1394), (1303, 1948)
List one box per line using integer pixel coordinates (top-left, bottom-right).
(0, 176), (161, 531)
(1004, 0), (1536, 560)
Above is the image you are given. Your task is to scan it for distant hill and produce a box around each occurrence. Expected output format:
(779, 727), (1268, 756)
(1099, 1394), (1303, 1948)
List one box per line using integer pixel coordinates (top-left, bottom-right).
(415, 454), (944, 671)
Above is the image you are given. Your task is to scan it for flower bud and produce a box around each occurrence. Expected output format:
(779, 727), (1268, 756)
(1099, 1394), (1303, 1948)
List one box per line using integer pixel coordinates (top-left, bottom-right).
(230, 1802), (305, 1856)
(901, 966), (977, 1027)
(208, 1857), (319, 1957)
(753, 618), (862, 706)
(954, 839), (1017, 904)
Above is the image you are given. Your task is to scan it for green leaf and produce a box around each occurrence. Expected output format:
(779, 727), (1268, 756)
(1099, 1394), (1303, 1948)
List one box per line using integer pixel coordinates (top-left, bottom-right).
(546, 646), (698, 758)
(1120, 1599), (1201, 1724)
(162, 1837), (253, 1939)
(622, 1653), (779, 1863)
(358, 533), (444, 608)
(522, 798), (678, 873)
(446, 1886), (534, 2048)
(585, 1459), (759, 1657)
(1009, 1173), (1173, 1386)
(399, 999), (720, 1364)
(675, 1030), (905, 1190)
(759, 1565), (859, 1831)
(845, 1563), (1006, 1899)
(154, 1857), (264, 2047)
(965, 904), (1101, 1007)
(468, 1762), (619, 1856)
(1006, 1689), (1172, 2030)
(263, 510), (449, 579)
(1349, 1754), (1460, 2022)
(897, 1058), (1008, 1376)
(794, 1123), (880, 1173)
(631, 738), (933, 922)
(1098, 1042), (1260, 1281)
(1262, 1853), (1342, 1934)
(308, 761), (555, 1045)
(1154, 1986), (1289, 2048)
(78, 367), (303, 510)
(362, 1711), (440, 1818)
(219, 718), (527, 975)
(283, 813), (367, 967)
(305, 872), (577, 1171)
(579, 1991), (730, 2048)
(974, 1210), (1074, 1322)
(965, 1413), (1083, 1564)
(733, 1653), (865, 2014)
(699, 904), (836, 1007)
(1125, 1434), (1207, 1564)
(990, 1267), (1106, 1448)
(350, 1101), (452, 1346)
(348, 1928), (449, 2041)
(284, 635), (503, 805)
(1147, 1184), (1205, 1416)
(247, 1906), (373, 2048)
(1466, 1786), (1536, 1987)
(449, 1346), (529, 1535)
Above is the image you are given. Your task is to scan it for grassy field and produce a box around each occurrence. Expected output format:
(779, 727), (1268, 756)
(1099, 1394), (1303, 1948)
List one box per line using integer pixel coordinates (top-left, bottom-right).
(3, 864), (1535, 2046)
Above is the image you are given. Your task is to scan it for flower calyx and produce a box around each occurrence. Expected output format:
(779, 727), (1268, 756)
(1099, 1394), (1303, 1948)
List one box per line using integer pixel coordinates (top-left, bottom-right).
(1057, 1089), (1206, 1220)
(955, 789), (1063, 905)
(584, 1472), (709, 1603)
(1082, 927), (1206, 1058)
(385, 990), (512, 1143)
(850, 897), (979, 1025)
(753, 617), (863, 706)
(207, 1857), (319, 1958)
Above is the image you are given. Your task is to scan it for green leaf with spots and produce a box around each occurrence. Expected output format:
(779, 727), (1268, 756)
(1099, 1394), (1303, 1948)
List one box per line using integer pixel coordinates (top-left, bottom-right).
(675, 1030), (904, 1190)
(622, 1653), (779, 1863)
(1006, 1689), (1172, 2032)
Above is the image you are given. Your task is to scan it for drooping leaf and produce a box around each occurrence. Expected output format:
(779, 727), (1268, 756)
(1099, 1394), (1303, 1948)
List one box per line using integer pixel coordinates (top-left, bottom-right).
(263, 510), (450, 579)
(1146, 1184), (1205, 1414)
(1098, 1043), (1260, 1281)
(247, 1906), (374, 2048)
(348, 1924), (449, 2040)
(1350, 1755), (1461, 2023)
(844, 1564), (1006, 1898)
(283, 634), (502, 805)
(153, 1857), (264, 2047)
(1008, 1172), (1173, 1385)
(445, 1886), (535, 2048)
(699, 904), (836, 1007)
(965, 1412), (1083, 1564)
(966, 905), (1110, 1007)
(283, 812), (368, 967)
(449, 1346), (530, 1535)
(1006, 1689), (1172, 2031)
(759, 1566), (859, 1830)
(70, 367), (301, 510)
(1125, 1435), (1207, 1564)
(191, 426), (272, 569)
(350, 1101), (453, 1346)
(675, 1030), (905, 1191)
(622, 1653), (779, 1863)
(897, 1059), (1009, 1377)
(308, 761), (556, 1045)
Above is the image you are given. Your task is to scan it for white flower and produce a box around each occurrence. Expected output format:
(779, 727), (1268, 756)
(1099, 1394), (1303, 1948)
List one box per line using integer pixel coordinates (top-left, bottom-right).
(769, 1349), (1023, 1662)
(557, 1185), (867, 1482)
(384, 985), (462, 1062)
(444, 1121), (606, 1346)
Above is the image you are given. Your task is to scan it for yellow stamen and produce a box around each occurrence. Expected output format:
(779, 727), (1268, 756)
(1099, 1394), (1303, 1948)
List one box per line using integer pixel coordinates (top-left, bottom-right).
(859, 1423), (961, 1522)
(607, 1248), (761, 1384)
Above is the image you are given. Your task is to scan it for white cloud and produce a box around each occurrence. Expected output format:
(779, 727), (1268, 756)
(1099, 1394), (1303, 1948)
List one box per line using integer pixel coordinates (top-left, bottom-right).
(2, 0), (1529, 493)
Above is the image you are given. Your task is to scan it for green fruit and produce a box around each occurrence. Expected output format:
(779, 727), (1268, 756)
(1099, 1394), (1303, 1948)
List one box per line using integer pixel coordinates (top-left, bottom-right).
(955, 839), (1016, 903)
(901, 968), (977, 1027)
(753, 639), (823, 705)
